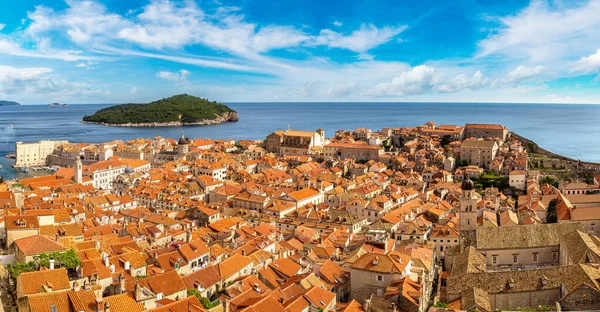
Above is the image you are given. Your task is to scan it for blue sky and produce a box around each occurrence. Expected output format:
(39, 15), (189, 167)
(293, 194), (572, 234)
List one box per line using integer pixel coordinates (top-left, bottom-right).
(1, 0), (600, 104)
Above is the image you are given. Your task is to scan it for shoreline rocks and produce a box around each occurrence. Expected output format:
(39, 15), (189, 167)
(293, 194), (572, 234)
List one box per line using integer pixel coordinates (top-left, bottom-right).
(81, 111), (238, 127)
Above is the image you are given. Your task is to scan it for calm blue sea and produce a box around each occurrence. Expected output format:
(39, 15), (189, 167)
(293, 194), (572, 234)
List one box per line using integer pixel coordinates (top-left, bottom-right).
(1, 102), (600, 180)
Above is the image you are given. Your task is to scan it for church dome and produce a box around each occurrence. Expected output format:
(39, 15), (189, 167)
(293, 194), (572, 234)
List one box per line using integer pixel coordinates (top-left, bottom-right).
(461, 178), (475, 191)
(178, 133), (190, 145)
(124, 166), (134, 174)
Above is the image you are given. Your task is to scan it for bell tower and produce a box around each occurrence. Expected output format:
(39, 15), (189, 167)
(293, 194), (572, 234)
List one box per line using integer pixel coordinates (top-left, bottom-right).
(74, 156), (83, 184)
(177, 132), (190, 155)
(459, 179), (478, 231)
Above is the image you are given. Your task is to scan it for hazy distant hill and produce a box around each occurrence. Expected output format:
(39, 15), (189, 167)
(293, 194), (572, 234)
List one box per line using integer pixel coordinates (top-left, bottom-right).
(0, 100), (21, 106)
(82, 94), (238, 127)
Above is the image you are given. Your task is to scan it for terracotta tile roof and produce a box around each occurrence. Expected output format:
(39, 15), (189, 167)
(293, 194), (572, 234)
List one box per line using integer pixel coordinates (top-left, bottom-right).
(81, 259), (113, 280)
(269, 257), (302, 278)
(339, 300), (366, 312)
(155, 250), (188, 271)
(317, 260), (349, 285)
(560, 230), (600, 264)
(286, 188), (321, 201)
(18, 268), (71, 296)
(303, 286), (336, 309)
(39, 224), (83, 238)
(240, 293), (286, 312)
(6, 215), (40, 230)
(461, 287), (491, 312)
(148, 296), (205, 312)
(183, 264), (221, 289)
(103, 293), (145, 312)
(476, 222), (582, 250)
(219, 253), (253, 279)
(465, 123), (505, 130)
(136, 270), (186, 296)
(27, 291), (76, 312)
(14, 235), (66, 256)
(350, 253), (409, 274)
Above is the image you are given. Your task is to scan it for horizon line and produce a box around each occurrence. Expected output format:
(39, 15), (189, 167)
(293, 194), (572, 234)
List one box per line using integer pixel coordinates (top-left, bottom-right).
(6, 100), (600, 106)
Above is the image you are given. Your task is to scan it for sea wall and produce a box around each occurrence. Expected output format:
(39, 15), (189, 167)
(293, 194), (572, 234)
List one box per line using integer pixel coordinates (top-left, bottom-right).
(511, 132), (600, 171)
(46, 155), (96, 167)
(82, 111), (238, 127)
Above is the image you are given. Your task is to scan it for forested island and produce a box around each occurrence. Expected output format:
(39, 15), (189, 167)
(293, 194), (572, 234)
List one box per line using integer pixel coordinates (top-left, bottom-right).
(0, 100), (21, 106)
(82, 94), (238, 127)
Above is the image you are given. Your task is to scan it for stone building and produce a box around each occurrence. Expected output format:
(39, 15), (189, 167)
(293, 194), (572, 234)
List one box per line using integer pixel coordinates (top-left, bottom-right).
(459, 140), (498, 169)
(464, 124), (508, 141)
(265, 129), (325, 156)
(349, 253), (411, 303)
(323, 143), (383, 161)
(14, 140), (68, 167)
(447, 223), (600, 311)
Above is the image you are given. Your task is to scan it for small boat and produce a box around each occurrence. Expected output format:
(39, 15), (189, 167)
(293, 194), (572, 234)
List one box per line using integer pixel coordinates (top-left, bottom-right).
(0, 165), (3, 169)
(22, 167), (29, 173)
(9, 124), (13, 128)
(5, 154), (15, 159)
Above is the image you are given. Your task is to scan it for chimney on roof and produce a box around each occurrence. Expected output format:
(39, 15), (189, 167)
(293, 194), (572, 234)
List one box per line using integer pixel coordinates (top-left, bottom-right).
(95, 298), (105, 312)
(372, 255), (380, 266)
(49, 259), (55, 270)
(119, 273), (126, 292)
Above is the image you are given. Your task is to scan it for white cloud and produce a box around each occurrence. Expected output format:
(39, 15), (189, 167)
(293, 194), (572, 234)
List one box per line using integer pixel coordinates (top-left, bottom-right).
(118, 0), (203, 49)
(0, 24), (5, 31)
(0, 65), (100, 97)
(367, 65), (437, 96)
(333, 20), (343, 27)
(251, 25), (309, 53)
(0, 38), (96, 61)
(156, 69), (191, 82)
(478, 0), (600, 63)
(327, 82), (360, 98)
(571, 49), (600, 73)
(286, 81), (324, 98)
(27, 1), (125, 45)
(2, 0), (410, 80)
(365, 66), (494, 97)
(544, 94), (572, 103)
(75, 61), (98, 69)
(502, 65), (546, 83)
(314, 24), (408, 58)
(437, 71), (489, 93)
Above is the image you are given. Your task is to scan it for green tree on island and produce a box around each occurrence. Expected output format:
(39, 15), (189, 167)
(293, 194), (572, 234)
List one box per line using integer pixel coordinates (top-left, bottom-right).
(83, 94), (236, 125)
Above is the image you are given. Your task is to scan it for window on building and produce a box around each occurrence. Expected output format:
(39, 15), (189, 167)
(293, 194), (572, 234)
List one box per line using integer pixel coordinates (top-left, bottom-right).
(376, 275), (383, 282)
(553, 252), (558, 261)
(492, 256), (497, 265)
(513, 255), (518, 264)
(533, 254), (538, 262)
